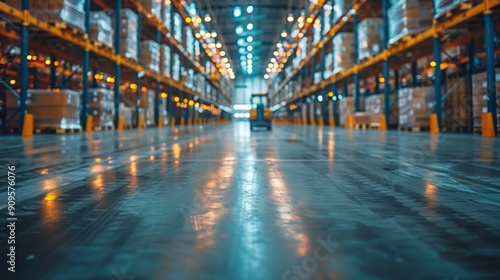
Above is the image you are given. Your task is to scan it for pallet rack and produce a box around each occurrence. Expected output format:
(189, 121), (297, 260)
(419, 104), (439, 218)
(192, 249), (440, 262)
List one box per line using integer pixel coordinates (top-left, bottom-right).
(269, 0), (500, 135)
(0, 0), (233, 133)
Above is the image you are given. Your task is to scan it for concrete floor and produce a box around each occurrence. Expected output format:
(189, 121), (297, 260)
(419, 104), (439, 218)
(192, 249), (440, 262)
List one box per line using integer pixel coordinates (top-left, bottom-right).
(1, 123), (499, 280)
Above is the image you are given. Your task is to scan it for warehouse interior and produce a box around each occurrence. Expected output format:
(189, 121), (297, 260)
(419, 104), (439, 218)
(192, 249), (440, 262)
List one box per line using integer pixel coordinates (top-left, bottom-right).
(0, 0), (499, 279)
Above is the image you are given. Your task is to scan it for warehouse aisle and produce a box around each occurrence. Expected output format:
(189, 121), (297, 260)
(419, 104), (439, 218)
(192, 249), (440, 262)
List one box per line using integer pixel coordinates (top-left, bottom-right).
(1, 124), (500, 279)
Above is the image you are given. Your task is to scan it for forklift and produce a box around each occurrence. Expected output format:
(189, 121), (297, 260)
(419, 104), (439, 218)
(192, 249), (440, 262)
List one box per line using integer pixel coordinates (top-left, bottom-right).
(249, 93), (272, 131)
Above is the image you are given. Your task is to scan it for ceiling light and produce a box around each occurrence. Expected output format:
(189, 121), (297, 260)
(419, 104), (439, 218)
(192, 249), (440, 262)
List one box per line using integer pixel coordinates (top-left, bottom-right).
(273, 51), (279, 56)
(247, 45), (253, 51)
(276, 42), (283, 48)
(307, 17), (313, 23)
(222, 57), (229, 63)
(247, 36), (253, 42)
(247, 23), (253, 30)
(281, 31), (287, 38)
(270, 58), (276, 63)
(233, 7), (242, 17)
(287, 14), (294, 22)
(216, 42), (222, 48)
(298, 16), (304, 23)
(264, 74), (270, 79)
(211, 32), (217, 37)
(204, 15), (211, 22)
(220, 51), (226, 56)
(225, 63), (231, 68)
(268, 63), (273, 68)
(247, 60), (253, 65)
(235, 25), (244, 34)
(247, 53), (253, 59)
(246, 5), (254, 13)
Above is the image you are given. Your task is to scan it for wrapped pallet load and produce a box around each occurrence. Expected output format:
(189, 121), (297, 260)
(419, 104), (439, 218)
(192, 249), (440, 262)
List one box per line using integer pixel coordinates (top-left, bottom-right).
(333, 0), (352, 23)
(87, 89), (115, 128)
(434, 0), (476, 19)
(322, 1), (333, 35)
(140, 40), (160, 72)
(6, 89), (81, 130)
(184, 27), (195, 56)
(358, 18), (383, 60)
(160, 44), (171, 77)
(388, 0), (433, 44)
(108, 9), (139, 61)
(339, 97), (354, 126)
(172, 53), (181, 80)
(141, 0), (161, 20)
(398, 87), (434, 128)
(119, 103), (133, 128)
(365, 94), (399, 126)
(333, 33), (355, 74)
(140, 90), (155, 126)
(173, 13), (183, 43)
(162, 0), (172, 29)
(89, 12), (114, 49)
(472, 69), (500, 130)
(6, 0), (85, 32)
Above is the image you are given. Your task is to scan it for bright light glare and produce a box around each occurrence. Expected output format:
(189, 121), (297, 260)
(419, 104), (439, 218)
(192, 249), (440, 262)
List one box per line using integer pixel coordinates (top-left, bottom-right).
(246, 6), (254, 13)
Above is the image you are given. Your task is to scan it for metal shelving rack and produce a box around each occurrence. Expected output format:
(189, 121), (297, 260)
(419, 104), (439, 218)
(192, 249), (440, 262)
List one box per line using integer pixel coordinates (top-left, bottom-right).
(269, 0), (500, 135)
(0, 0), (233, 133)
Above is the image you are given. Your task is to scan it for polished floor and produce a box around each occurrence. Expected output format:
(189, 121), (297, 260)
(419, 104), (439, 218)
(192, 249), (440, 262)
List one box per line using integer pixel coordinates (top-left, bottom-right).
(0, 123), (499, 280)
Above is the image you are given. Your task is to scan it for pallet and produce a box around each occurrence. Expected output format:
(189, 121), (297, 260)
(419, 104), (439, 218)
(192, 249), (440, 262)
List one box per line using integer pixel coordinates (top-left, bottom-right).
(397, 126), (428, 132)
(52, 21), (86, 37)
(435, 2), (473, 22)
(369, 123), (381, 129)
(93, 125), (114, 132)
(35, 127), (82, 134)
(354, 123), (369, 130)
(92, 41), (114, 53)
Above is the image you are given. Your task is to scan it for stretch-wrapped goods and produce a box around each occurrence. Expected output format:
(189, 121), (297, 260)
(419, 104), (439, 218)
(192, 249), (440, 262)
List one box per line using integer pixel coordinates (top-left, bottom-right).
(322, 1), (333, 35)
(434, 0), (476, 19)
(141, 0), (161, 20)
(160, 44), (171, 77)
(365, 94), (398, 125)
(89, 12), (114, 49)
(398, 87), (434, 127)
(339, 97), (354, 126)
(140, 90), (155, 126)
(162, 0), (172, 29)
(333, 0), (352, 23)
(108, 9), (139, 61)
(172, 53), (181, 80)
(140, 40), (160, 72)
(333, 33), (354, 74)
(358, 18), (383, 60)
(6, 89), (81, 130)
(173, 13), (183, 43)
(6, 0), (85, 32)
(87, 88), (115, 128)
(472, 69), (500, 129)
(120, 103), (133, 128)
(388, 0), (433, 44)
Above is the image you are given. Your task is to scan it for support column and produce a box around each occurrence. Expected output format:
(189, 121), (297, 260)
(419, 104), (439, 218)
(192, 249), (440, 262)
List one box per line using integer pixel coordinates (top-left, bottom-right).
(81, 0), (90, 129)
(18, 0), (29, 133)
(382, 0), (391, 128)
(332, 82), (338, 126)
(154, 29), (161, 126)
(50, 56), (57, 89)
(433, 36), (443, 130)
(468, 39), (475, 132)
(484, 11), (497, 135)
(135, 12), (142, 128)
(411, 61), (419, 87)
(113, 0), (122, 127)
(353, 14), (360, 112)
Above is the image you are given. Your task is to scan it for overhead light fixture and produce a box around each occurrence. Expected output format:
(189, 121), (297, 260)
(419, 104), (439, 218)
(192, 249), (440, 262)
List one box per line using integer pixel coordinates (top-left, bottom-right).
(204, 14), (212, 22)
(287, 14), (294, 22)
(307, 17), (313, 23)
(247, 45), (253, 51)
(233, 6), (242, 17)
(273, 51), (279, 56)
(222, 57), (229, 63)
(247, 53), (253, 59)
(247, 5), (254, 13)
(268, 63), (273, 68)
(276, 42), (283, 48)
(216, 42), (222, 48)
(270, 58), (276, 63)
(281, 31), (287, 38)
(264, 74), (269, 79)
(211, 31), (217, 37)
(235, 25), (244, 34)
(247, 36), (253, 42)
(247, 23), (253, 30)
(247, 60), (253, 65)
(225, 63), (231, 68)
(220, 51), (226, 56)
(298, 16), (304, 23)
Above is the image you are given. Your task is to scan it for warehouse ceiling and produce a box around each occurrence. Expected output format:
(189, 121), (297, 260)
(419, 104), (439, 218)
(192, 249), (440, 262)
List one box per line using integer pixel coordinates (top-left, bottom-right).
(194, 0), (304, 77)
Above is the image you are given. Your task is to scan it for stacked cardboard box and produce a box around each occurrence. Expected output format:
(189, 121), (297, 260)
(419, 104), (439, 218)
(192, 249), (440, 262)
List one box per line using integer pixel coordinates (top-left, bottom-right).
(322, 1), (333, 35)
(365, 94), (399, 125)
(173, 13), (183, 43)
(398, 87), (434, 128)
(389, 0), (433, 44)
(444, 76), (469, 131)
(87, 88), (114, 128)
(434, 0), (477, 18)
(333, 33), (355, 74)
(109, 9), (139, 61)
(140, 40), (160, 72)
(160, 44), (171, 77)
(472, 69), (500, 129)
(358, 18), (383, 60)
(339, 97), (355, 126)
(172, 53), (181, 80)
(6, 89), (81, 130)
(120, 103), (133, 127)
(89, 12), (114, 49)
(333, 0), (352, 23)
(6, 0), (85, 32)
(325, 53), (334, 78)
(141, 0), (161, 20)
(184, 27), (194, 56)
(140, 90), (155, 126)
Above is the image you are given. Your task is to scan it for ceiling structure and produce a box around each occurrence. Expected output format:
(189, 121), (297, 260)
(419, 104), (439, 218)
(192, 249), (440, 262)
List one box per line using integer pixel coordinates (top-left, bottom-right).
(193, 0), (305, 78)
